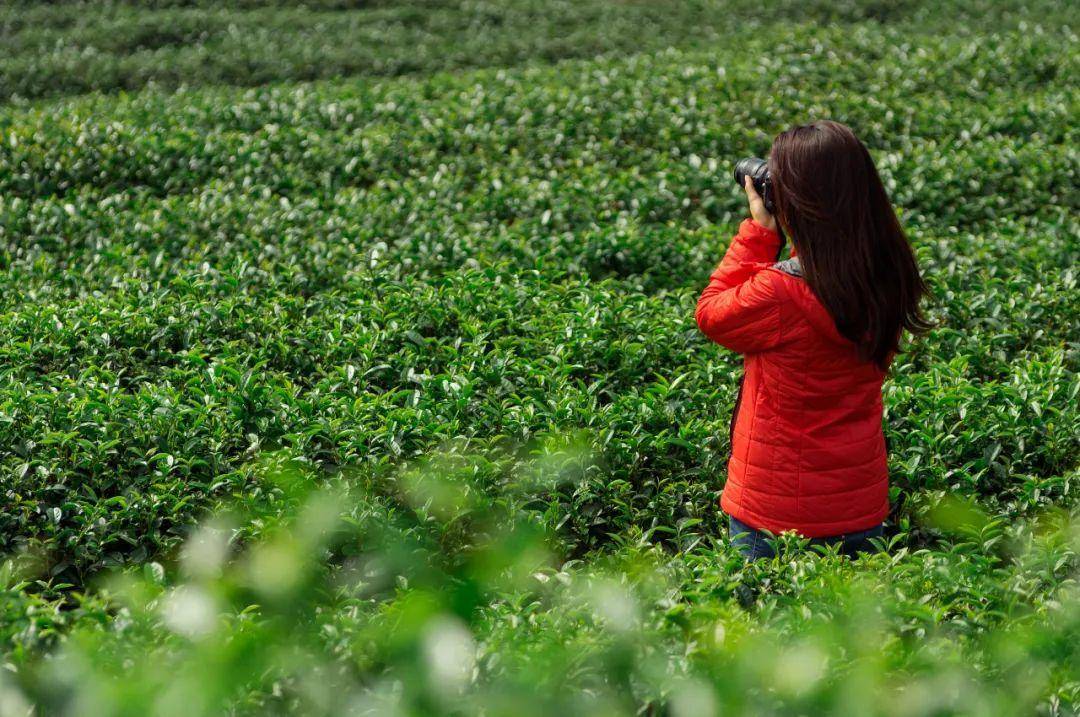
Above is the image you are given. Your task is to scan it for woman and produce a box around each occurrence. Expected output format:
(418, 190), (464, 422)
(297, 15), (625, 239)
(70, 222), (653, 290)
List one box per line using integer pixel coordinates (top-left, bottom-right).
(696, 120), (929, 560)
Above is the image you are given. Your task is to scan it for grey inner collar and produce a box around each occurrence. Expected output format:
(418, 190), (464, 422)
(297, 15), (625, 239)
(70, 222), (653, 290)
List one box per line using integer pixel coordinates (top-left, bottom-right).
(773, 257), (803, 277)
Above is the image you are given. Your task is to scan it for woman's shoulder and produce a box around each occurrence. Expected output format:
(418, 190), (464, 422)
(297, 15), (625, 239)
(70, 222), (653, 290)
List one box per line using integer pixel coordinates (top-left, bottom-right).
(763, 261), (851, 348)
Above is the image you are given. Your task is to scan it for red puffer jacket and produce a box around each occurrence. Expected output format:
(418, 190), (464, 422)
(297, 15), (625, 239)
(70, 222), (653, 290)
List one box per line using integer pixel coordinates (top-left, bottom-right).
(695, 219), (890, 537)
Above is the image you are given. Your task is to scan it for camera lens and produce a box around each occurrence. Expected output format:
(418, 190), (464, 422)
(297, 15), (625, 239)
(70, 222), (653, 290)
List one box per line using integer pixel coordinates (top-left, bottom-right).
(733, 157), (775, 214)
(733, 157), (768, 187)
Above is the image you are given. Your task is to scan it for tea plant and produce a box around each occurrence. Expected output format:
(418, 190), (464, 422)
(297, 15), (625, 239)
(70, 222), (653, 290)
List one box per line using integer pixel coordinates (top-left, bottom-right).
(0, 1), (1076, 714)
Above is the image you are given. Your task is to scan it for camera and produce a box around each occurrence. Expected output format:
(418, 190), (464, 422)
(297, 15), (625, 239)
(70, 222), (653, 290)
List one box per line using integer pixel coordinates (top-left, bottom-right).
(733, 157), (776, 215)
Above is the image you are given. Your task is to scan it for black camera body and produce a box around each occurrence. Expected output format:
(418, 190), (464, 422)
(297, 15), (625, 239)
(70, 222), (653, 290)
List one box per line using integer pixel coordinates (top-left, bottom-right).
(733, 157), (776, 215)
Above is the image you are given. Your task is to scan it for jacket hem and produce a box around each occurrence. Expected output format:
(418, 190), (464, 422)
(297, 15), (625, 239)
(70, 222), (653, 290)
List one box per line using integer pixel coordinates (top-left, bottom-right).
(720, 492), (889, 539)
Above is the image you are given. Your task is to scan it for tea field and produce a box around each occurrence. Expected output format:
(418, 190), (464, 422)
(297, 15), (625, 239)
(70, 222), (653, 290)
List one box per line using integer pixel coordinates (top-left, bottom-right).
(0, 1), (1077, 715)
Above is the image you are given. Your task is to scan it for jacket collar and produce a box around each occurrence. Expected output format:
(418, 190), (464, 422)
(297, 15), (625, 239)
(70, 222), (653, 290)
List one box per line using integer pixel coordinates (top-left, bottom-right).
(772, 257), (803, 277)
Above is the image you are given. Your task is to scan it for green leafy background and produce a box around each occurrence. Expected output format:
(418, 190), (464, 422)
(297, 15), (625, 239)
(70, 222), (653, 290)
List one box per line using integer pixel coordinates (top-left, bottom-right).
(0, 1), (1076, 715)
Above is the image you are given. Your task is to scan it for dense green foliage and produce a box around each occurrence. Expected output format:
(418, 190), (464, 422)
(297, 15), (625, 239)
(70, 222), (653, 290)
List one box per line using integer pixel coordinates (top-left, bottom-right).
(1, 0), (1077, 102)
(0, 1), (1077, 715)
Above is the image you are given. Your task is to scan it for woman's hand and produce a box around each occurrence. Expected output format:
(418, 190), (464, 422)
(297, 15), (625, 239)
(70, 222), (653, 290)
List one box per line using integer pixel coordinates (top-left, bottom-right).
(743, 175), (777, 232)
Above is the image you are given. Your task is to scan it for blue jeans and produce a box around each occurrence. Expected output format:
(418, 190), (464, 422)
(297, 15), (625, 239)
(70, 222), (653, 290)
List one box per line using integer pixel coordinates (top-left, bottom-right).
(728, 515), (884, 560)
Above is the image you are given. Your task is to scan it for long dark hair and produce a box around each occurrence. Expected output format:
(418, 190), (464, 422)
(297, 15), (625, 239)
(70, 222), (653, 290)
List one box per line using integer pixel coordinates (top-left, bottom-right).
(769, 120), (930, 369)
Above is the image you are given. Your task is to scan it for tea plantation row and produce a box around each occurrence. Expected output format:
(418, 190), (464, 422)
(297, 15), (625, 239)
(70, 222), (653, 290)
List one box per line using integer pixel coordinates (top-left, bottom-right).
(7, 454), (1079, 714)
(0, 3), (1077, 714)
(2, 0), (1076, 102)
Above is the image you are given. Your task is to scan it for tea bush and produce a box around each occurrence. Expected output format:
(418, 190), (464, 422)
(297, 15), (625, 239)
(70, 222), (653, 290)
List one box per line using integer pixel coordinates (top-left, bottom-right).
(1, 0), (1076, 102)
(0, 1), (1077, 714)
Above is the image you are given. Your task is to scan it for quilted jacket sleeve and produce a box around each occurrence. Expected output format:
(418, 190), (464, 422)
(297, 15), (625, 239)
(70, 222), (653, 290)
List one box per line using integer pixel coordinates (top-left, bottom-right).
(695, 219), (787, 354)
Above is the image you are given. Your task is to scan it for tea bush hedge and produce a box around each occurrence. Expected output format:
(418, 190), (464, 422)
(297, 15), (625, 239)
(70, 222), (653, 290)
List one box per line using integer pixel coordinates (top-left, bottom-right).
(1, 0), (1076, 102)
(0, 1), (1077, 715)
